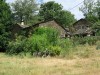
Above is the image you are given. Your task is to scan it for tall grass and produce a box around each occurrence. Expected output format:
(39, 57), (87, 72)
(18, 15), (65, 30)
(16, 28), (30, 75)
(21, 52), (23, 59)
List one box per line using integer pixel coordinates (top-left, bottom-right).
(0, 50), (100, 75)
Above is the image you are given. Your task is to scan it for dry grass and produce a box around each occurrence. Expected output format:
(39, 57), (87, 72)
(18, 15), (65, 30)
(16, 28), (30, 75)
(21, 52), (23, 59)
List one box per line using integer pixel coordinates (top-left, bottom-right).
(0, 45), (100, 75)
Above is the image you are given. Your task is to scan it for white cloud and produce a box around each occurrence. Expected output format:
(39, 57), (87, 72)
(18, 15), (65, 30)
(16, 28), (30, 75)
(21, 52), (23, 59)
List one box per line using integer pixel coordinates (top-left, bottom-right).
(6, 0), (84, 20)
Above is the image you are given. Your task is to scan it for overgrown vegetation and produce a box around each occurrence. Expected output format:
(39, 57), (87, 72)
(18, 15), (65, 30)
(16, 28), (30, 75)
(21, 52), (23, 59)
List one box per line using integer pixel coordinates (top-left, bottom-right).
(73, 36), (100, 45)
(80, 0), (100, 35)
(11, 0), (38, 24)
(6, 27), (100, 57)
(0, 1), (100, 75)
(0, 0), (12, 51)
(6, 27), (74, 57)
(0, 0), (99, 58)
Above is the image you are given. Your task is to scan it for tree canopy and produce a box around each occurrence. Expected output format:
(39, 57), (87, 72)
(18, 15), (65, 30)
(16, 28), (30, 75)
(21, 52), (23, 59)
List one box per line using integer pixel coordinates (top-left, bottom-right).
(95, 0), (100, 20)
(80, 0), (100, 22)
(39, 1), (63, 21)
(39, 1), (76, 27)
(56, 10), (76, 27)
(80, 0), (100, 35)
(0, 0), (12, 51)
(11, 0), (38, 24)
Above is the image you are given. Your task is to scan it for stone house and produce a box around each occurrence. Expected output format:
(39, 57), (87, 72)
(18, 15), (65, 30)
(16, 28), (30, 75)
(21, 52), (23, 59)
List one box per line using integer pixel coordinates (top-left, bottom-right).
(11, 20), (69, 38)
(26, 20), (68, 38)
(11, 21), (30, 38)
(72, 19), (94, 37)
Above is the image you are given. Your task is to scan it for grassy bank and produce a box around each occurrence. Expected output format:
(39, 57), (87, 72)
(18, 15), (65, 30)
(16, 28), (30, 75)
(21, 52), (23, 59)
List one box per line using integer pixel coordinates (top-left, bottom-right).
(0, 45), (100, 75)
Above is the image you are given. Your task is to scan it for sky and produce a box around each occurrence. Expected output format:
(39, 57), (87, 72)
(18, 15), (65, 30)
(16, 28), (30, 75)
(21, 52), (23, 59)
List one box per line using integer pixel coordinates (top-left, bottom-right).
(6, 0), (85, 20)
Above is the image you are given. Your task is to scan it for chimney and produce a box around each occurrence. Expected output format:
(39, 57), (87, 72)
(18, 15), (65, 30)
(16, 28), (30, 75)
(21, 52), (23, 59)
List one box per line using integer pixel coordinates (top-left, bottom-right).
(21, 19), (24, 25)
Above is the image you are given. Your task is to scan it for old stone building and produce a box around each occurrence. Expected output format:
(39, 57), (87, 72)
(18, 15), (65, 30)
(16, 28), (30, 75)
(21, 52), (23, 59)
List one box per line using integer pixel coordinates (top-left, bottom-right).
(36, 20), (67, 38)
(72, 19), (94, 36)
(11, 21), (30, 38)
(12, 20), (69, 38)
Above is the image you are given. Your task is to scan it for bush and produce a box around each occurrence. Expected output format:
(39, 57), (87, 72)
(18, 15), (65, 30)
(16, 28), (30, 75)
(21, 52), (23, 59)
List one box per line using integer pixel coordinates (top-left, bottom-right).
(27, 27), (60, 56)
(7, 26), (99, 58)
(27, 34), (48, 54)
(58, 38), (74, 57)
(73, 36), (100, 45)
(48, 46), (62, 56)
(92, 20), (100, 36)
(6, 27), (61, 57)
(6, 36), (26, 55)
(96, 41), (100, 50)
(34, 27), (59, 46)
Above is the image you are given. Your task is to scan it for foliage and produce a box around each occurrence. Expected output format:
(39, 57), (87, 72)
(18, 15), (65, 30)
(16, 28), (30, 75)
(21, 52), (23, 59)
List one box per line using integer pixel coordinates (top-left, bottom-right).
(11, 0), (38, 24)
(47, 46), (62, 56)
(7, 27), (99, 57)
(27, 34), (48, 54)
(80, 0), (100, 36)
(7, 27), (60, 56)
(6, 36), (26, 54)
(92, 20), (100, 36)
(6, 27), (74, 57)
(73, 36), (100, 45)
(0, 0), (12, 51)
(95, 0), (100, 20)
(39, 1), (62, 21)
(80, 0), (100, 22)
(96, 41), (100, 50)
(34, 27), (59, 46)
(27, 27), (60, 56)
(58, 38), (74, 57)
(80, 0), (94, 17)
(39, 1), (76, 27)
(56, 10), (76, 27)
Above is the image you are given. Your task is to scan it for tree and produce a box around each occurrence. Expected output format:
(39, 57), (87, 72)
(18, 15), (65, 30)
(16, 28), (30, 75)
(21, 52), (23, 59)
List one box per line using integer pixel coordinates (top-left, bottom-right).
(39, 1), (75, 27)
(79, 0), (99, 22)
(0, 0), (12, 51)
(11, 0), (38, 24)
(95, 0), (100, 20)
(39, 1), (62, 21)
(56, 10), (76, 27)
(80, 0), (94, 17)
(80, 0), (100, 35)
(92, 20), (100, 36)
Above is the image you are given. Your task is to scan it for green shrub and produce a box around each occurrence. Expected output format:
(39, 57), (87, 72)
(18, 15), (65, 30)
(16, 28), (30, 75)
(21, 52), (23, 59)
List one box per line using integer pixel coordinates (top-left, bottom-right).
(6, 36), (26, 55)
(34, 27), (59, 46)
(27, 27), (60, 56)
(27, 34), (48, 54)
(58, 38), (74, 57)
(7, 27), (60, 56)
(48, 46), (62, 56)
(92, 20), (100, 36)
(73, 36), (99, 45)
(96, 41), (100, 50)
